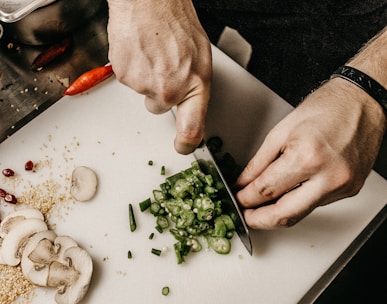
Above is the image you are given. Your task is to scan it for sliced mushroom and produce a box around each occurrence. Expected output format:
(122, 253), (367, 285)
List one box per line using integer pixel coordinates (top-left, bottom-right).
(0, 218), (47, 266)
(29, 238), (57, 264)
(47, 260), (80, 288)
(53, 247), (93, 304)
(70, 166), (98, 202)
(21, 230), (57, 286)
(0, 208), (44, 238)
(54, 236), (78, 263)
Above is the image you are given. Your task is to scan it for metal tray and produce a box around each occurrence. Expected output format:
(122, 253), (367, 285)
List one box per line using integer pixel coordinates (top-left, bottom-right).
(0, 0), (55, 22)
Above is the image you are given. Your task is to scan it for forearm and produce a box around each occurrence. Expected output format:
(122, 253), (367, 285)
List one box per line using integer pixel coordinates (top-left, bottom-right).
(348, 26), (387, 88)
(324, 27), (387, 135)
(340, 26), (387, 131)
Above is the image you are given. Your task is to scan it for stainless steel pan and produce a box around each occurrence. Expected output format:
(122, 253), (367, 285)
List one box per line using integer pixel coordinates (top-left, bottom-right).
(0, 0), (105, 45)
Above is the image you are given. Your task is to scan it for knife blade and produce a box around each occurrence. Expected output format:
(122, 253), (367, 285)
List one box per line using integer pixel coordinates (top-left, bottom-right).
(193, 141), (253, 255)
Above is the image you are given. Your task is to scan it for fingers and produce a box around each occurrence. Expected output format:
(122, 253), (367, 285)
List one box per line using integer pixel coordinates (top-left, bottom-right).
(235, 130), (285, 188)
(236, 151), (307, 208)
(144, 95), (171, 114)
(242, 179), (321, 229)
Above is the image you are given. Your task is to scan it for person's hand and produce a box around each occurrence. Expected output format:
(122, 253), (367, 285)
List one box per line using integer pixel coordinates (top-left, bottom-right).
(235, 78), (386, 229)
(107, 0), (212, 154)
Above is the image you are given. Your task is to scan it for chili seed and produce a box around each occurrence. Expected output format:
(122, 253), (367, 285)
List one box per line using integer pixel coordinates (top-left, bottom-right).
(2, 168), (15, 177)
(4, 193), (17, 204)
(25, 160), (34, 171)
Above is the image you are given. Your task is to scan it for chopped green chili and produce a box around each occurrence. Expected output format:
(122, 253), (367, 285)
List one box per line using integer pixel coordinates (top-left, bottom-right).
(148, 160), (153, 166)
(139, 198), (151, 212)
(160, 165), (166, 175)
(148, 232), (155, 240)
(151, 248), (162, 256)
(162, 286), (170, 296)
(207, 136), (223, 153)
(128, 203), (137, 232)
(143, 159), (237, 263)
(127, 250), (132, 259)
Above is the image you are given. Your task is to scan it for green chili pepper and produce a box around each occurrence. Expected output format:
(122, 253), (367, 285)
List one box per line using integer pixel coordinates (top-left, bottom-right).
(128, 203), (136, 232)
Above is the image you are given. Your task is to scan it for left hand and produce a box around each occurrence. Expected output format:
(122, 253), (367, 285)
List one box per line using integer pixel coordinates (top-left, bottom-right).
(235, 77), (386, 229)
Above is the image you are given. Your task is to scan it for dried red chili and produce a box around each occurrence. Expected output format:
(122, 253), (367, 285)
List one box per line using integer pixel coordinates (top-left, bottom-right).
(31, 37), (72, 71)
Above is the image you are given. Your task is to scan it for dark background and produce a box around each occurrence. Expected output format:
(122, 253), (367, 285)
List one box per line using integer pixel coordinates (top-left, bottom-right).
(194, 2), (386, 303)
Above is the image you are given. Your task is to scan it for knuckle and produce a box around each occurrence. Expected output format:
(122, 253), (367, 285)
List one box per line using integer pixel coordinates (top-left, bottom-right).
(277, 217), (299, 228)
(258, 184), (277, 200)
(294, 142), (326, 172)
(334, 169), (364, 196)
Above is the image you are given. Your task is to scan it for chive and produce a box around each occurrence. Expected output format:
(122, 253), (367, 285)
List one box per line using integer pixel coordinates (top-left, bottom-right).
(128, 203), (137, 232)
(127, 250), (132, 259)
(160, 165), (166, 175)
(148, 160), (153, 166)
(162, 286), (170, 296)
(151, 248), (162, 256)
(149, 232), (155, 240)
(139, 198), (151, 212)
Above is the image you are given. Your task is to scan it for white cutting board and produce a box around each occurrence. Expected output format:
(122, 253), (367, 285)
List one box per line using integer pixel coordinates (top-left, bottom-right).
(0, 46), (386, 304)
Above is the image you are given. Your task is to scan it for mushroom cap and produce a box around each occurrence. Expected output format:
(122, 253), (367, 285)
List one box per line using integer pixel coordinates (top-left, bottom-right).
(54, 246), (93, 304)
(0, 218), (47, 266)
(0, 208), (44, 238)
(21, 230), (57, 286)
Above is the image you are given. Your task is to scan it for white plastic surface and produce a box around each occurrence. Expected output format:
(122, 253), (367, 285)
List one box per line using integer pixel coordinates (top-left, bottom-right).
(0, 46), (386, 304)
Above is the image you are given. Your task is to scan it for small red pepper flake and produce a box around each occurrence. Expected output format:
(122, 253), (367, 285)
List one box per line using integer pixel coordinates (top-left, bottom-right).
(2, 168), (15, 177)
(0, 188), (6, 198)
(25, 160), (34, 171)
(4, 193), (17, 204)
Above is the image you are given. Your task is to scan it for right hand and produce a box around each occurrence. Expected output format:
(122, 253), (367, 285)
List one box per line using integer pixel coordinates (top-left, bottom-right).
(107, 0), (212, 154)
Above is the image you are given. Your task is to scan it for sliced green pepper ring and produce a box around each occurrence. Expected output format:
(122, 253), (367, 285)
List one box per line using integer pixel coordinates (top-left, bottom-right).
(207, 236), (231, 254)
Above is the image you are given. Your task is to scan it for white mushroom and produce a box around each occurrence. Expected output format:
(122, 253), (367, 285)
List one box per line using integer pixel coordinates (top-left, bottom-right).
(70, 166), (98, 202)
(0, 208), (44, 238)
(21, 230), (57, 286)
(0, 218), (47, 266)
(50, 247), (93, 304)
(54, 236), (78, 263)
(47, 260), (80, 288)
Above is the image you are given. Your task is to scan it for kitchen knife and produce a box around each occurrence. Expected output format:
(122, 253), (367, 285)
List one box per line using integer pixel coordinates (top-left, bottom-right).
(193, 141), (253, 255)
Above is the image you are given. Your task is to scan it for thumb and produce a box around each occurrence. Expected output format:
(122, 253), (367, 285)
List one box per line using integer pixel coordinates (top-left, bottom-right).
(174, 91), (209, 154)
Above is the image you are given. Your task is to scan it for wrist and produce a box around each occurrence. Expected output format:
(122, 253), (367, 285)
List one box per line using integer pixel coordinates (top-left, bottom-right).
(324, 77), (387, 132)
(330, 65), (387, 116)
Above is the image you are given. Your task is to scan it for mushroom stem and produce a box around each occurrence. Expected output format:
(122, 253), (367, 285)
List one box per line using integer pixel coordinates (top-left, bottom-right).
(28, 238), (57, 264)
(47, 261), (80, 288)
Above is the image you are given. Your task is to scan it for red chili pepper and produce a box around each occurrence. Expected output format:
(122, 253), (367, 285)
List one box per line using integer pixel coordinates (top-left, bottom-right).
(63, 65), (114, 96)
(31, 37), (72, 71)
